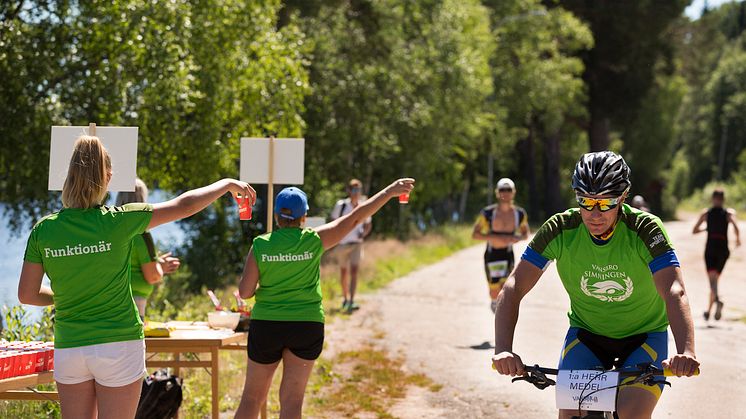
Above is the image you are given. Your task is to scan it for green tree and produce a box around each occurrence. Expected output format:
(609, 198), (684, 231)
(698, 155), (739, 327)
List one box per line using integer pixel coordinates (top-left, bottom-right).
(673, 2), (746, 199)
(484, 0), (592, 219)
(297, 0), (497, 228)
(559, 0), (689, 152)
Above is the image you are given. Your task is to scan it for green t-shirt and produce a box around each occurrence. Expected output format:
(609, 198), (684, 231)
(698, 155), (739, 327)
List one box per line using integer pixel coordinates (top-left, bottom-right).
(251, 227), (325, 323)
(24, 204), (153, 348)
(130, 232), (159, 298)
(526, 205), (674, 339)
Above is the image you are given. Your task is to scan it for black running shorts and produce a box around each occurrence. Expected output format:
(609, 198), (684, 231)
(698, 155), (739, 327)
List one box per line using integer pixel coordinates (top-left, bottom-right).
(483, 246), (514, 288)
(247, 319), (324, 364)
(705, 243), (729, 273)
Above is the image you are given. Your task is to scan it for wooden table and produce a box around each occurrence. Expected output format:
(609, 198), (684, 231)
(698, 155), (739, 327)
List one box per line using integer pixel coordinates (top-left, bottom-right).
(0, 371), (58, 401)
(0, 323), (259, 418)
(145, 322), (248, 419)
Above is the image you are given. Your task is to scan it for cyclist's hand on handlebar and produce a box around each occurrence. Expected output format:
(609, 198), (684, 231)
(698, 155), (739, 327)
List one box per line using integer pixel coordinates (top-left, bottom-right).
(492, 351), (525, 376)
(662, 353), (700, 377)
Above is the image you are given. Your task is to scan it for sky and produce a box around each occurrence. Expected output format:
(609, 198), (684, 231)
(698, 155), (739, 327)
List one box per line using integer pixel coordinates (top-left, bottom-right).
(686, 0), (739, 19)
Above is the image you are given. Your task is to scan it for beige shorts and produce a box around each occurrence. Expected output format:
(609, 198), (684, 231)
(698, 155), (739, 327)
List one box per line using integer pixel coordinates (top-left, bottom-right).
(54, 339), (146, 387)
(332, 242), (363, 267)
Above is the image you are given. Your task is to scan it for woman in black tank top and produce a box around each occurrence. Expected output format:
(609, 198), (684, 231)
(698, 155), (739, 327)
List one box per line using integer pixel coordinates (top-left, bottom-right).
(706, 207), (729, 244)
(693, 189), (741, 321)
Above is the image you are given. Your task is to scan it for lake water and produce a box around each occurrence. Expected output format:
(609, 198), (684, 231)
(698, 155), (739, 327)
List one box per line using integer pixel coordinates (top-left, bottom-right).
(0, 190), (186, 315)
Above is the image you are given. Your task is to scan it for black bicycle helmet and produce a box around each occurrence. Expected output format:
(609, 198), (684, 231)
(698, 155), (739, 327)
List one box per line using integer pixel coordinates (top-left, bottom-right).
(572, 151), (631, 196)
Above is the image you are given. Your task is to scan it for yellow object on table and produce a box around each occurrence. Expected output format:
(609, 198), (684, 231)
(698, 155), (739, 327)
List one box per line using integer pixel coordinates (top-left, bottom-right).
(143, 321), (173, 337)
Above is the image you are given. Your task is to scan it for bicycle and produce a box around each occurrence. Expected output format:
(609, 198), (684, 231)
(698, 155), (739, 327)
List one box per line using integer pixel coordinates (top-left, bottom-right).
(497, 362), (699, 419)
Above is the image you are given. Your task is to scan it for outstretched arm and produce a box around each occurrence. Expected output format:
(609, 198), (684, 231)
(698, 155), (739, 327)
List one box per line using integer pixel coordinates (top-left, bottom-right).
(654, 266), (699, 377)
(149, 179), (255, 229)
(492, 260), (544, 376)
(692, 211), (707, 234)
(316, 178), (414, 250)
(728, 210), (741, 247)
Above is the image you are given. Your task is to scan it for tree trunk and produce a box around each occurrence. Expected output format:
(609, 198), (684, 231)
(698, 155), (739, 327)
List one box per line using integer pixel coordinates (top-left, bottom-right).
(589, 107), (611, 151)
(458, 178), (470, 222)
(519, 120), (539, 221)
(543, 129), (563, 217)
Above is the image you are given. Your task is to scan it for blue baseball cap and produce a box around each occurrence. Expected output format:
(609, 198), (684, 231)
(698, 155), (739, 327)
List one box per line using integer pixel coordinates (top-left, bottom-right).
(274, 187), (309, 220)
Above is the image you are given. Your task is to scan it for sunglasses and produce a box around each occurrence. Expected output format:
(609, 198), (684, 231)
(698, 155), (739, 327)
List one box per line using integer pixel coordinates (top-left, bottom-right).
(576, 195), (624, 212)
(497, 188), (513, 193)
(349, 187), (361, 193)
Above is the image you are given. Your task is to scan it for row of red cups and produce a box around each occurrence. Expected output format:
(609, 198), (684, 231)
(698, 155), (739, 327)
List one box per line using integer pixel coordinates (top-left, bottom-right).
(0, 341), (54, 380)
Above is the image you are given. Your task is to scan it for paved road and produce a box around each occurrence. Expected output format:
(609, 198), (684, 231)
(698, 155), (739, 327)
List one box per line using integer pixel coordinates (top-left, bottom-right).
(367, 217), (746, 418)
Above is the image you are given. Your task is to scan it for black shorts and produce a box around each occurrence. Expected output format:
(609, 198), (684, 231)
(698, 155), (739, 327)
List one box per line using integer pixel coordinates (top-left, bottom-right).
(247, 319), (324, 364)
(483, 247), (514, 287)
(705, 243), (729, 273)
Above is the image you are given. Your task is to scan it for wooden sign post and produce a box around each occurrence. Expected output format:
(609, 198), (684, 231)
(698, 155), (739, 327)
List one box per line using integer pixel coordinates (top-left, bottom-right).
(267, 137), (275, 232)
(49, 123), (139, 192)
(240, 137), (305, 233)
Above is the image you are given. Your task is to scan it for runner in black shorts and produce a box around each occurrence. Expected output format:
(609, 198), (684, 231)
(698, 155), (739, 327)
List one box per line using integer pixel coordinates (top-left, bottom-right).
(472, 178), (529, 313)
(693, 188), (741, 321)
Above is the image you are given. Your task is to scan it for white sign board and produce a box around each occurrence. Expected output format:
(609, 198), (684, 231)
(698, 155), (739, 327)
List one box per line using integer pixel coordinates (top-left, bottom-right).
(49, 126), (139, 191)
(304, 216), (326, 229)
(240, 138), (304, 185)
(555, 370), (619, 412)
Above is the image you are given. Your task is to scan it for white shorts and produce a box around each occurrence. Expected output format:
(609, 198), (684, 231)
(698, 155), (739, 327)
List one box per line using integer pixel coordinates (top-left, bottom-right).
(54, 339), (146, 387)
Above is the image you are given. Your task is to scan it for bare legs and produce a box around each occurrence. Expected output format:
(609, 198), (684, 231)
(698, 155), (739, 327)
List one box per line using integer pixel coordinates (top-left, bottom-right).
(234, 351), (315, 419)
(340, 264), (360, 308)
(57, 378), (141, 419)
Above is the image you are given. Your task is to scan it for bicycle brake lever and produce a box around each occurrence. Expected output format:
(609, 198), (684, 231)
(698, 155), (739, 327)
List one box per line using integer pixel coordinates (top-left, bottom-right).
(651, 379), (671, 388)
(512, 375), (556, 390)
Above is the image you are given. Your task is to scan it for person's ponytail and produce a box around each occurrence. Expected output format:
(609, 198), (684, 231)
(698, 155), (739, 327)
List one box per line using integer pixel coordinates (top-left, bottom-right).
(61, 135), (112, 208)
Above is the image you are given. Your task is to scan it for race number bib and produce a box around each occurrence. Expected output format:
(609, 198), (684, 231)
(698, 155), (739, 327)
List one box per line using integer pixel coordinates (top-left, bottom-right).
(487, 260), (509, 279)
(555, 370), (619, 411)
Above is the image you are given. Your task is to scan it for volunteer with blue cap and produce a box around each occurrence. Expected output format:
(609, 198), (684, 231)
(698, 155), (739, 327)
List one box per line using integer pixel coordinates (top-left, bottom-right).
(235, 178), (415, 419)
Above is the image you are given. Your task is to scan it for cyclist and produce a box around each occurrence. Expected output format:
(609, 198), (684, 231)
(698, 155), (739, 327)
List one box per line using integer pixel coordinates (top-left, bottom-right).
(692, 188), (741, 321)
(472, 178), (529, 313)
(492, 151), (699, 419)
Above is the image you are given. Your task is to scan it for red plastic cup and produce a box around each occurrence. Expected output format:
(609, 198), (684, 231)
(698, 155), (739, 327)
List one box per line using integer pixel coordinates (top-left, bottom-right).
(0, 353), (9, 379)
(33, 350), (46, 373)
(10, 351), (22, 377)
(234, 194), (252, 220)
(44, 343), (54, 371)
(398, 193), (410, 204)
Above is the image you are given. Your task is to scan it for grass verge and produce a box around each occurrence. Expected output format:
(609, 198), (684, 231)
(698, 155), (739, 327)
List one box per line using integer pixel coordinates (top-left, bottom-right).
(306, 345), (442, 418)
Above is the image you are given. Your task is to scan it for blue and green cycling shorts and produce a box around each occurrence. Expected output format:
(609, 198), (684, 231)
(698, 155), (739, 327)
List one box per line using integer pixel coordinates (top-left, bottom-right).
(558, 327), (668, 399)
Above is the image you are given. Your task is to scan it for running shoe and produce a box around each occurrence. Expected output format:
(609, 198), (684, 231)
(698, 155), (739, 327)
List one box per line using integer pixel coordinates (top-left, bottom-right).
(703, 310), (710, 321)
(341, 300), (349, 311)
(348, 302), (360, 311)
(714, 300), (724, 321)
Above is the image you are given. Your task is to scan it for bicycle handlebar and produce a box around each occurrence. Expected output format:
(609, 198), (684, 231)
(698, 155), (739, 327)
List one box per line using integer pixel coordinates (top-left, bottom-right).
(492, 363), (700, 377)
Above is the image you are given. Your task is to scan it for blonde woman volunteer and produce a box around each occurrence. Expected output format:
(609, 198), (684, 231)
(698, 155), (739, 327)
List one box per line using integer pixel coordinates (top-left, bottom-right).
(116, 178), (181, 319)
(18, 136), (255, 419)
(235, 178), (415, 419)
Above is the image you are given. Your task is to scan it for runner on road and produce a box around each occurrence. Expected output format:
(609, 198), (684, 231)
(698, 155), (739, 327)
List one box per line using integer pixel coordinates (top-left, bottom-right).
(472, 178), (529, 313)
(692, 188), (740, 321)
(492, 151), (699, 419)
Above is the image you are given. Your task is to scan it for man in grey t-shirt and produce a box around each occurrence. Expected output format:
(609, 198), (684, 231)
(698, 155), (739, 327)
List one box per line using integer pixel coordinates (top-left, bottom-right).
(330, 179), (372, 312)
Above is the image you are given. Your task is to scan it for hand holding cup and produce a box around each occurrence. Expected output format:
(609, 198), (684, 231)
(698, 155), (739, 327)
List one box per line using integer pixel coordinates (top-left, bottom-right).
(386, 178), (415, 202)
